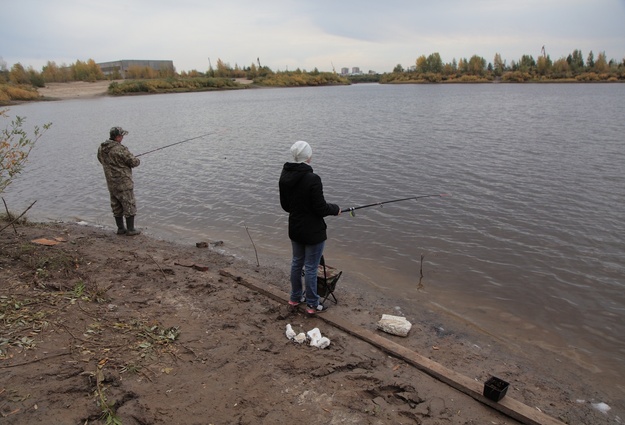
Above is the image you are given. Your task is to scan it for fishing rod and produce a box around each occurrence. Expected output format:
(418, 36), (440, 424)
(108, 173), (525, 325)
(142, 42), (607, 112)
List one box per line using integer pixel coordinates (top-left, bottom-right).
(135, 132), (215, 157)
(343, 193), (450, 216)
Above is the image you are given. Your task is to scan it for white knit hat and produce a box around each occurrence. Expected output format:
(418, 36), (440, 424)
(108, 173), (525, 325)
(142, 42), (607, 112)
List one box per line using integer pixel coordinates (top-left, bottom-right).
(290, 140), (312, 163)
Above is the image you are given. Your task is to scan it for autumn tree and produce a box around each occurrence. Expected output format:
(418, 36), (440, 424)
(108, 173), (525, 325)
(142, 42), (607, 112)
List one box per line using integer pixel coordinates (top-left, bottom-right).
(215, 59), (231, 78)
(517, 55), (536, 73)
(536, 55), (552, 76)
(125, 66), (155, 79)
(156, 66), (176, 79)
(416, 53), (443, 74)
(232, 64), (246, 78)
(467, 55), (486, 75)
(457, 58), (468, 74)
(415, 55), (427, 73)
(426, 53), (443, 74)
(586, 51), (595, 69)
(247, 63), (259, 79)
(71, 59), (104, 82)
(567, 49), (584, 72)
(448, 58), (458, 75)
(41, 61), (71, 83)
(493, 53), (505, 76)
(9, 64), (30, 85)
(551, 58), (571, 78)
(183, 70), (204, 78)
(442, 60), (456, 76)
(593, 51), (609, 73)
(1, 109), (51, 194)
(27, 66), (45, 87)
(0, 58), (8, 84)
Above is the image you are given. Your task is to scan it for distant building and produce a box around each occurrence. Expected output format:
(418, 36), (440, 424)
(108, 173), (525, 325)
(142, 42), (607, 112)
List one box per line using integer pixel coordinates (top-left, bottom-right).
(341, 67), (368, 76)
(97, 59), (174, 78)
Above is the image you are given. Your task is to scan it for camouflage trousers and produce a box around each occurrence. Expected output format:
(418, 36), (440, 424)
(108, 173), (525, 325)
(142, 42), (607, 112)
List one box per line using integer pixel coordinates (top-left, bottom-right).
(109, 189), (137, 217)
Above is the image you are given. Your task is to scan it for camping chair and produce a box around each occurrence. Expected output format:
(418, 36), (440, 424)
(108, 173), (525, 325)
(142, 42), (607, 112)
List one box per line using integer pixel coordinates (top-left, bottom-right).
(316, 255), (342, 304)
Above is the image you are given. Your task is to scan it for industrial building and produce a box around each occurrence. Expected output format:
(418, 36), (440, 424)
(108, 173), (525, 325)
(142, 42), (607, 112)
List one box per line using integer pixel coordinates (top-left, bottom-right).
(97, 59), (174, 78)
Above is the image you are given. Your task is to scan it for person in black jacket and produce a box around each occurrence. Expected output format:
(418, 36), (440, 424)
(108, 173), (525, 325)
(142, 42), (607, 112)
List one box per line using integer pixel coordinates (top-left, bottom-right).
(279, 141), (341, 314)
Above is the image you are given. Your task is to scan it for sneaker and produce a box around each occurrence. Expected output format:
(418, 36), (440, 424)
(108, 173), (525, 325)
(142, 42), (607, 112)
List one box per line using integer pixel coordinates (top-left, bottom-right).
(287, 300), (301, 313)
(288, 295), (306, 307)
(306, 303), (327, 315)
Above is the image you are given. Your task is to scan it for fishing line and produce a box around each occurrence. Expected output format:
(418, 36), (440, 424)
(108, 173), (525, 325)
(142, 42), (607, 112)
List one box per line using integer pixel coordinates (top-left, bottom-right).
(343, 193), (450, 216)
(135, 132), (216, 157)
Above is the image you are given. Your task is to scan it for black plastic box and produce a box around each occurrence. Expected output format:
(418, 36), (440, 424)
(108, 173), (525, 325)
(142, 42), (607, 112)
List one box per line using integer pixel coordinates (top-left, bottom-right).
(483, 376), (509, 402)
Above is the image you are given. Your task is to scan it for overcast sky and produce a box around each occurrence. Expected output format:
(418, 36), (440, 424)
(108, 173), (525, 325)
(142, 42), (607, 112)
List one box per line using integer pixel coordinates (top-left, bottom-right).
(2, 0), (625, 74)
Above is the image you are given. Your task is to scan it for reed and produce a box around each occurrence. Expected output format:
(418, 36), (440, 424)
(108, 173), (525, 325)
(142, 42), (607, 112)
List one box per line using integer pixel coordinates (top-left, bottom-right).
(107, 77), (243, 95)
(0, 84), (40, 102)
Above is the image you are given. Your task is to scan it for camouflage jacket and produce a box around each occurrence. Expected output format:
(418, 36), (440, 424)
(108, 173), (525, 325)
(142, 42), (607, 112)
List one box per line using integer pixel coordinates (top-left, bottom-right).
(97, 140), (140, 191)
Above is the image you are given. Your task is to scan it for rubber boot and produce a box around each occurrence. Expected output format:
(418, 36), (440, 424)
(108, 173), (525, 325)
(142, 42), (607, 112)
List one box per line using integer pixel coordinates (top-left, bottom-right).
(125, 216), (141, 236)
(114, 216), (126, 235)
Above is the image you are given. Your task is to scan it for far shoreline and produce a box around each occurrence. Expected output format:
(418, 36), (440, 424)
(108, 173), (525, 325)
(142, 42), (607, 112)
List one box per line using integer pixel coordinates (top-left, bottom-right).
(29, 77), (625, 103)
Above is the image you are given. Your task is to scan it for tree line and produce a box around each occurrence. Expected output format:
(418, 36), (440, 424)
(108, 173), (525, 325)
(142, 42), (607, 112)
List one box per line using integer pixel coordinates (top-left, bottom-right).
(1, 47), (624, 96)
(0, 58), (176, 87)
(384, 49), (625, 83)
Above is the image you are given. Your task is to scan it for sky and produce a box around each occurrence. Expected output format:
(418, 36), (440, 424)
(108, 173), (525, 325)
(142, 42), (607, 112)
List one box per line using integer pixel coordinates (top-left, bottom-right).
(2, 0), (625, 74)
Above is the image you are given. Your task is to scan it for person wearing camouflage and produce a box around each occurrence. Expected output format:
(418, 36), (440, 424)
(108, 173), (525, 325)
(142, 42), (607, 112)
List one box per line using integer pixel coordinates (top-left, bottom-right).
(97, 127), (141, 236)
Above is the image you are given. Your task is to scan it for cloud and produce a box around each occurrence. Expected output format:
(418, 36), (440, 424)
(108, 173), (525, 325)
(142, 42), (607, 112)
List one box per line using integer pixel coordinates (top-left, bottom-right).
(2, 0), (624, 73)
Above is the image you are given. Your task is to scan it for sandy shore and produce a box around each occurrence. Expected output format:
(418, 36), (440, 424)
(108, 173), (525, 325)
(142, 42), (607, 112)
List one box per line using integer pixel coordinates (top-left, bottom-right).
(0, 220), (619, 424)
(37, 78), (254, 100)
(37, 80), (113, 99)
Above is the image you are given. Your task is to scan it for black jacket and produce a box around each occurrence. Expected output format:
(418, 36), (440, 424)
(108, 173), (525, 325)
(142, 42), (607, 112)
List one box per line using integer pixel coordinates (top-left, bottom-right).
(279, 162), (340, 245)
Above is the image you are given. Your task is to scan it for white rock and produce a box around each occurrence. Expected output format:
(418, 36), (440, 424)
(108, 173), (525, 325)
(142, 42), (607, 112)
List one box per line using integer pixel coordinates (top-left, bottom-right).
(377, 314), (412, 337)
(316, 336), (331, 349)
(592, 402), (611, 413)
(306, 328), (331, 348)
(307, 328), (322, 346)
(285, 324), (296, 340)
(293, 333), (307, 344)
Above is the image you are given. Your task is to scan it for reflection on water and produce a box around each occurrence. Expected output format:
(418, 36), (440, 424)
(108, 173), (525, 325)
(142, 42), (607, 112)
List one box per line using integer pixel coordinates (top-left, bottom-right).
(6, 83), (625, 392)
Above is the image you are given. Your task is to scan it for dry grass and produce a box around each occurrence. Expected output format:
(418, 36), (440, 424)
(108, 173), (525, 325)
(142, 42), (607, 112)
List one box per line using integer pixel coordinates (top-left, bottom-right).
(0, 84), (40, 102)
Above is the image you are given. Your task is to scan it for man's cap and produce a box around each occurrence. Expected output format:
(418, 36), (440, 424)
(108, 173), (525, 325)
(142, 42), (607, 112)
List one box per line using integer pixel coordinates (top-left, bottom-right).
(110, 126), (129, 138)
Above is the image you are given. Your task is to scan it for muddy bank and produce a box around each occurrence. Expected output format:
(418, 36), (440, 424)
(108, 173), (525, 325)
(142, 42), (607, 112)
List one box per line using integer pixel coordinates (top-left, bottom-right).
(0, 220), (619, 424)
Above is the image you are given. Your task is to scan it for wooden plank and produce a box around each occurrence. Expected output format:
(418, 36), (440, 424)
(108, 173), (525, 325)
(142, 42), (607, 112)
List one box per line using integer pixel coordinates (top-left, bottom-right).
(219, 267), (565, 425)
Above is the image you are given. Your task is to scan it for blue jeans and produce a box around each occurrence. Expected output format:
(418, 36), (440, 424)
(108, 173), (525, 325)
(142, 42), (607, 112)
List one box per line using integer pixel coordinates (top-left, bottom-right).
(290, 240), (325, 307)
